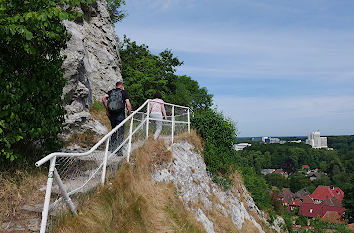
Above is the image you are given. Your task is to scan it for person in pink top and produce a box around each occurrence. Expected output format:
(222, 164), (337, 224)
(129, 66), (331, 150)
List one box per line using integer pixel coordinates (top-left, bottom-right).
(149, 92), (167, 140)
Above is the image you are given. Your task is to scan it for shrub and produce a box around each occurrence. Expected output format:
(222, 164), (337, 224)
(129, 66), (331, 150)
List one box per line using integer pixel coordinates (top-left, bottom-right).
(191, 108), (237, 187)
(0, 0), (95, 162)
(238, 166), (272, 210)
(191, 108), (236, 150)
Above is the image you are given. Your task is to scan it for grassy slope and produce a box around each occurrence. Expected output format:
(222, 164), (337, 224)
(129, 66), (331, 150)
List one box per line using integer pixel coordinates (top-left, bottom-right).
(53, 132), (271, 233)
(52, 139), (206, 233)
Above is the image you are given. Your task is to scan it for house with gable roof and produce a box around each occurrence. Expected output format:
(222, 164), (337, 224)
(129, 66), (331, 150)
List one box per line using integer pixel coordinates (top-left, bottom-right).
(311, 186), (344, 203)
(297, 186), (345, 219)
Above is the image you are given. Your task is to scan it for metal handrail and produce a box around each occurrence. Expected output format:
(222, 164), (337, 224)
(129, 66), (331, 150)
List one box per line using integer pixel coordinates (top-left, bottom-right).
(35, 99), (150, 167)
(36, 99), (191, 233)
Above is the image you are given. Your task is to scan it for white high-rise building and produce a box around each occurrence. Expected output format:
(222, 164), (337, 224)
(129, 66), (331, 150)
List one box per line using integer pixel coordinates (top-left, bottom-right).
(306, 131), (328, 149)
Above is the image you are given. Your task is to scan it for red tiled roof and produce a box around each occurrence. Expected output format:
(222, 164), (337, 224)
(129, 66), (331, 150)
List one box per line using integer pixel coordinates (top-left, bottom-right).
(301, 195), (314, 204)
(279, 190), (294, 203)
(348, 223), (354, 231)
(311, 186), (344, 201)
(299, 202), (322, 218)
(322, 197), (342, 207)
(273, 169), (288, 176)
(303, 165), (310, 169)
(321, 211), (342, 223)
(290, 198), (301, 206)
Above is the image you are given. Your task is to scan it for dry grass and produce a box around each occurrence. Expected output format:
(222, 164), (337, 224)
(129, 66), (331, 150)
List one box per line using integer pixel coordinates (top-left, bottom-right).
(89, 99), (111, 129)
(52, 139), (206, 233)
(0, 170), (47, 226)
(229, 172), (273, 233)
(65, 131), (101, 148)
(174, 129), (203, 154)
(52, 133), (271, 233)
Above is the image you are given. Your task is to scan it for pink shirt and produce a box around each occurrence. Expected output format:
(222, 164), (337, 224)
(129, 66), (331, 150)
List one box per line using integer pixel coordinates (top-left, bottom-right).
(150, 98), (164, 114)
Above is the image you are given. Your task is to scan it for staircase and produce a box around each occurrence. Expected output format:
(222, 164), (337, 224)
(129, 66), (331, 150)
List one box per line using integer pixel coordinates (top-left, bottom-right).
(33, 99), (191, 233)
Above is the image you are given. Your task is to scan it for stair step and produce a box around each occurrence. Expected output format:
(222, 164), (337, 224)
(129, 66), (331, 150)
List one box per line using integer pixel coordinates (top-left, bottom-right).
(20, 204), (42, 214)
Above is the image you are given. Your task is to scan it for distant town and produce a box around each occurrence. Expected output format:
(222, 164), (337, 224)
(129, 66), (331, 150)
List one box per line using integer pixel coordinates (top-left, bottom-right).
(235, 131), (332, 151)
(235, 131), (354, 231)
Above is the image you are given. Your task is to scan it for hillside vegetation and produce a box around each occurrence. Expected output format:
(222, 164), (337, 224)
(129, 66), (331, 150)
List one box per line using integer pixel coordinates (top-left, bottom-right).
(52, 138), (206, 233)
(52, 133), (270, 233)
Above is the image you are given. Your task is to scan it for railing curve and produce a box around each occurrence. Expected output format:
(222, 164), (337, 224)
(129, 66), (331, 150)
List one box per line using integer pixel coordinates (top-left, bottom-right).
(35, 99), (191, 233)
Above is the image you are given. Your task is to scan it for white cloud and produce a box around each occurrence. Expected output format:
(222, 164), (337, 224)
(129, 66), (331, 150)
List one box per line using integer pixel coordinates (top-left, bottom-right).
(119, 25), (354, 81)
(214, 95), (354, 136)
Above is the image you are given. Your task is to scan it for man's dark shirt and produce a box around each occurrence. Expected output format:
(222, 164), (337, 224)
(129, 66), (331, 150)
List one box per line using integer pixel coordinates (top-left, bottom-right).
(107, 88), (129, 117)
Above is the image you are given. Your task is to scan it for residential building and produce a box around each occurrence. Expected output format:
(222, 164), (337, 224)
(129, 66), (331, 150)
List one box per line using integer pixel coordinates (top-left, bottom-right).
(321, 211), (344, 223)
(311, 186), (344, 203)
(261, 169), (275, 175)
(234, 143), (251, 151)
(272, 169), (288, 178)
(279, 190), (295, 207)
(297, 186), (345, 219)
(307, 171), (322, 181)
(277, 186), (346, 220)
(306, 131), (328, 149)
(294, 188), (310, 199)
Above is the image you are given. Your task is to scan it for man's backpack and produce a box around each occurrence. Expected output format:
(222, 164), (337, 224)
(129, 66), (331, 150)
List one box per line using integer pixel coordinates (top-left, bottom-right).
(107, 89), (124, 113)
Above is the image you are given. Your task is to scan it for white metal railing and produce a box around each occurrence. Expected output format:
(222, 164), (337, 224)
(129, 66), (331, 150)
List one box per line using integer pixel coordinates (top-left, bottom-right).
(35, 99), (191, 233)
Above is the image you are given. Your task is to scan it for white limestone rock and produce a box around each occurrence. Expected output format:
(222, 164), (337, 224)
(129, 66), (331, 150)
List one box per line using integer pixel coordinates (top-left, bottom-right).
(61, 0), (121, 139)
(152, 142), (279, 233)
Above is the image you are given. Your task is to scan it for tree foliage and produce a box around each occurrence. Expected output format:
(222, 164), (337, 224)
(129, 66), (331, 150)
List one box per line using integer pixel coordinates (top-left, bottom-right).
(238, 140), (354, 221)
(0, 0), (94, 161)
(281, 157), (296, 175)
(265, 173), (289, 190)
(119, 36), (213, 110)
(191, 109), (237, 187)
(106, 0), (126, 23)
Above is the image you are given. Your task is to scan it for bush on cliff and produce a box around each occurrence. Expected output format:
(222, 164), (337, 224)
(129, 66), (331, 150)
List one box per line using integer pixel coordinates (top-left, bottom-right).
(191, 108), (237, 188)
(0, 0), (95, 162)
(191, 109), (272, 210)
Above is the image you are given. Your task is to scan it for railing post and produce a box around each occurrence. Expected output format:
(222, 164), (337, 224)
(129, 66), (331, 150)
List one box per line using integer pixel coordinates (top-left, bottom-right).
(101, 138), (110, 185)
(40, 156), (56, 233)
(146, 101), (150, 140)
(127, 117), (134, 162)
(54, 169), (77, 215)
(171, 105), (175, 143)
(187, 108), (190, 134)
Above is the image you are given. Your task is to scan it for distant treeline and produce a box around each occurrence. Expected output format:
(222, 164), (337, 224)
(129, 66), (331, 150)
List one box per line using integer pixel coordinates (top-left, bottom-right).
(327, 135), (354, 151)
(237, 139), (354, 223)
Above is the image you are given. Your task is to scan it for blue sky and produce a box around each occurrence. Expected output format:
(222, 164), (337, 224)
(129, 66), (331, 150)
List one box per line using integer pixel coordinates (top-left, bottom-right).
(115, 0), (354, 137)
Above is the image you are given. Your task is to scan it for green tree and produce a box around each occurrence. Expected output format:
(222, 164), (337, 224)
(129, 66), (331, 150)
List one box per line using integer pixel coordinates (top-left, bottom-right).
(240, 166), (272, 210)
(167, 75), (213, 111)
(290, 174), (311, 193)
(120, 36), (212, 110)
(106, 0), (126, 23)
(295, 215), (308, 226)
(0, 0), (94, 161)
(265, 173), (289, 190)
(342, 175), (354, 223)
(281, 157), (296, 175)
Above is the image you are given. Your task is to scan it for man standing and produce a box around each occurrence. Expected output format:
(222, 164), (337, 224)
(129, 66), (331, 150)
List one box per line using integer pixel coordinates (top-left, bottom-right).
(102, 81), (131, 155)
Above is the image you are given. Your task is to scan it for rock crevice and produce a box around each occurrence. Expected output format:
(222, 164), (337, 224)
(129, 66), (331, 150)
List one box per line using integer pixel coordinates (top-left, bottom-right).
(61, 0), (122, 139)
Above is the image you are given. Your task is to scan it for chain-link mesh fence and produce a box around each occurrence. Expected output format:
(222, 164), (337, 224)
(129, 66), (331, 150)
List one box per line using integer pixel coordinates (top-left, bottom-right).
(38, 100), (190, 232)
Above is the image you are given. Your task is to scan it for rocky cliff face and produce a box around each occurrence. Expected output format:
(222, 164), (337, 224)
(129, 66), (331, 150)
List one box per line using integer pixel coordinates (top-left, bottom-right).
(153, 141), (283, 233)
(61, 0), (122, 139)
